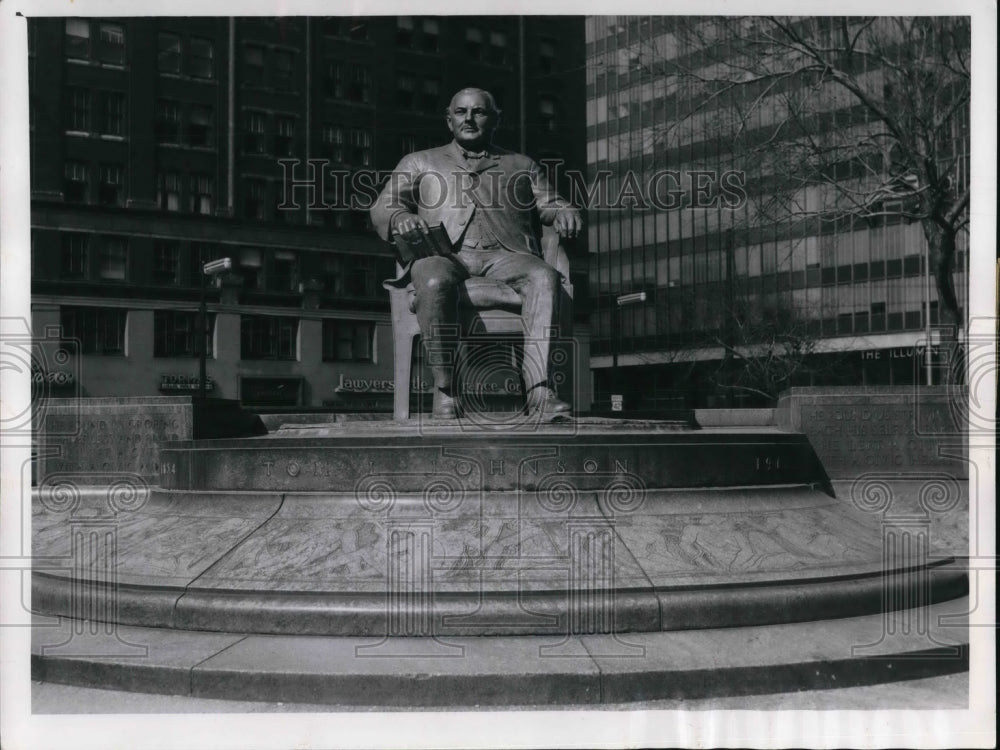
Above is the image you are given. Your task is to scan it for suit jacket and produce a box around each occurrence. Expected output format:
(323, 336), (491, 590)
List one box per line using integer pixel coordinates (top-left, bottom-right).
(371, 141), (578, 272)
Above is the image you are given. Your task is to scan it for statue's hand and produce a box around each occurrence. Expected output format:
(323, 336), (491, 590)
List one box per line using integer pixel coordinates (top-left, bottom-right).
(393, 213), (431, 243)
(552, 209), (583, 239)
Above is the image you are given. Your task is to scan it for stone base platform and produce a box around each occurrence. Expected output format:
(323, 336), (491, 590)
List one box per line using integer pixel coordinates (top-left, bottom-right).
(31, 421), (969, 704)
(31, 597), (969, 707)
(31, 480), (966, 636)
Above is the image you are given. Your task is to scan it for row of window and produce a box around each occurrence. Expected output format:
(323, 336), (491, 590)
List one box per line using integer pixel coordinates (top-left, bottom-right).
(60, 306), (374, 362)
(63, 19), (559, 78)
(65, 88), (126, 137)
(155, 100), (214, 147)
(243, 110), (298, 157)
(54, 234), (394, 297)
(157, 32), (214, 79)
(60, 160), (371, 226)
(316, 16), (558, 75)
(65, 19), (126, 66)
(64, 162), (125, 206)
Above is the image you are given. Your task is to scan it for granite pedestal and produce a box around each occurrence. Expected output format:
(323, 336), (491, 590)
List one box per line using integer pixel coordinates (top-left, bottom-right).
(30, 415), (969, 704)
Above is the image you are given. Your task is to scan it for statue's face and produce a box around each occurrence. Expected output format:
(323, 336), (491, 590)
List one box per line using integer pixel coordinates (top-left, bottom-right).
(446, 91), (498, 150)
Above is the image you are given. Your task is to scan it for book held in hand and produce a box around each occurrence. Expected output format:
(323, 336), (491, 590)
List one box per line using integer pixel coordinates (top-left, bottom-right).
(392, 224), (453, 263)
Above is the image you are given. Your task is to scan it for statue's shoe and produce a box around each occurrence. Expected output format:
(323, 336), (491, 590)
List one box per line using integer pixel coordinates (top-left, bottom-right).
(525, 386), (571, 417)
(432, 389), (461, 419)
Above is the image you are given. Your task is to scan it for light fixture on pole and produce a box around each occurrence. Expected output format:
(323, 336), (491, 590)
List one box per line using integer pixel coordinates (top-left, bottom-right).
(611, 291), (648, 412)
(199, 257), (233, 400)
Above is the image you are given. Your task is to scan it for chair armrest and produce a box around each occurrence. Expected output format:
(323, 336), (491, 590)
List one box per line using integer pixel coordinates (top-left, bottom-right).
(540, 225), (570, 280)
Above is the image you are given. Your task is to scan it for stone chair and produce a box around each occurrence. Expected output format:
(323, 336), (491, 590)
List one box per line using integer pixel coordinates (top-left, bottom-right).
(384, 225), (573, 421)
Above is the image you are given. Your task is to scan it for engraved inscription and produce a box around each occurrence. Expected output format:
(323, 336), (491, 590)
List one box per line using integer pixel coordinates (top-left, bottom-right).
(755, 456), (781, 472)
(801, 403), (956, 472)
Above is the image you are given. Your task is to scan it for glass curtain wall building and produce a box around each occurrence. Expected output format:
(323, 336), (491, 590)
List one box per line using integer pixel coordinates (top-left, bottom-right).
(584, 16), (970, 409)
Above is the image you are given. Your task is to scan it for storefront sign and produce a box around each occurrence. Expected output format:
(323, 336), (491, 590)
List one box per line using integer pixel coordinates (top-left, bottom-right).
(32, 369), (76, 387)
(159, 374), (214, 391)
(859, 346), (940, 361)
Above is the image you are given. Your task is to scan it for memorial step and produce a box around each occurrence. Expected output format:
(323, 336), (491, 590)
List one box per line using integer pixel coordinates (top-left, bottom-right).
(31, 597), (970, 707)
(31, 483), (966, 636)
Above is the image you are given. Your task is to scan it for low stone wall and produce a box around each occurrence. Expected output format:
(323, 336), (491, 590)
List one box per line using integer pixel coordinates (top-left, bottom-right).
(775, 386), (968, 478)
(694, 409), (775, 428)
(34, 397), (265, 484)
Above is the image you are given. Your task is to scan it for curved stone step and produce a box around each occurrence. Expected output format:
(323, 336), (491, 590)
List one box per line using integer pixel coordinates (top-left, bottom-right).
(30, 597), (970, 707)
(32, 481), (966, 636)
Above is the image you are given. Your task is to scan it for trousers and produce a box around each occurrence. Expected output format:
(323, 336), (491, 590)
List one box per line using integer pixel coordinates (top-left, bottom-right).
(409, 248), (562, 392)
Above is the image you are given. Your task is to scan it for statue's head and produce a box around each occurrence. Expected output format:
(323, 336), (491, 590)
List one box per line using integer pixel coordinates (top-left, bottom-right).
(445, 88), (501, 150)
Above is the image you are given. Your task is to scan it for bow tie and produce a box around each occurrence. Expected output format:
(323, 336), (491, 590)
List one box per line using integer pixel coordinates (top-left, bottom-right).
(463, 150), (488, 160)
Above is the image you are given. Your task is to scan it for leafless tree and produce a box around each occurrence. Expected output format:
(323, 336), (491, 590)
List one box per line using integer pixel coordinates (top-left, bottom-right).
(606, 16), (970, 330)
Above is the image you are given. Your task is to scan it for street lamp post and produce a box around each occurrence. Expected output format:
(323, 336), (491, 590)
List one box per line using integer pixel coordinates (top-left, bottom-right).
(199, 257), (233, 400)
(611, 291), (647, 411)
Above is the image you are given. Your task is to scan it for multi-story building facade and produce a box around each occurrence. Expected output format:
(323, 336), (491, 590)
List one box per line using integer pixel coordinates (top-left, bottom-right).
(583, 16), (971, 409)
(29, 16), (589, 410)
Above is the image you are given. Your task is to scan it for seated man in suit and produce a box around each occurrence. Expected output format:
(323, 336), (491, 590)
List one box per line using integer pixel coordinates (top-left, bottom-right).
(371, 87), (584, 419)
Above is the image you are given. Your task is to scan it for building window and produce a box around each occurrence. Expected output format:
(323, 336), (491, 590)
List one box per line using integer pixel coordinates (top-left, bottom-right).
(154, 310), (212, 357)
(348, 64), (371, 104)
(188, 37), (214, 79)
(396, 74), (416, 109)
(244, 45), (265, 86)
(270, 250), (299, 292)
(152, 240), (180, 284)
(60, 306), (127, 355)
(97, 23), (125, 65)
(61, 233), (89, 277)
(66, 87), (91, 132)
(157, 32), (181, 73)
(241, 315), (297, 360)
(272, 49), (293, 89)
(539, 97), (557, 132)
(489, 30), (508, 64)
(243, 110), (266, 153)
(155, 99), (182, 144)
(322, 256), (344, 294)
(323, 17), (369, 40)
(322, 124), (344, 161)
(98, 164), (123, 206)
(65, 19), (91, 60)
(421, 18), (440, 52)
(349, 129), (372, 167)
(64, 161), (89, 203)
(322, 319), (374, 362)
(188, 105), (213, 147)
(191, 242), (222, 283)
(190, 175), (213, 214)
(539, 39), (557, 74)
(157, 172), (181, 211)
(102, 91), (126, 136)
(396, 17), (414, 47)
(347, 255), (377, 297)
(274, 116), (295, 156)
(466, 27), (483, 60)
(347, 18), (368, 40)
(98, 236), (128, 280)
(239, 247), (263, 288)
(421, 78), (441, 113)
(324, 60), (344, 99)
(244, 180), (266, 220)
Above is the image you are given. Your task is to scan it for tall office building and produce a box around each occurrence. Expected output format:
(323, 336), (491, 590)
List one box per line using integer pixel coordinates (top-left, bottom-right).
(29, 16), (588, 409)
(584, 16), (970, 408)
